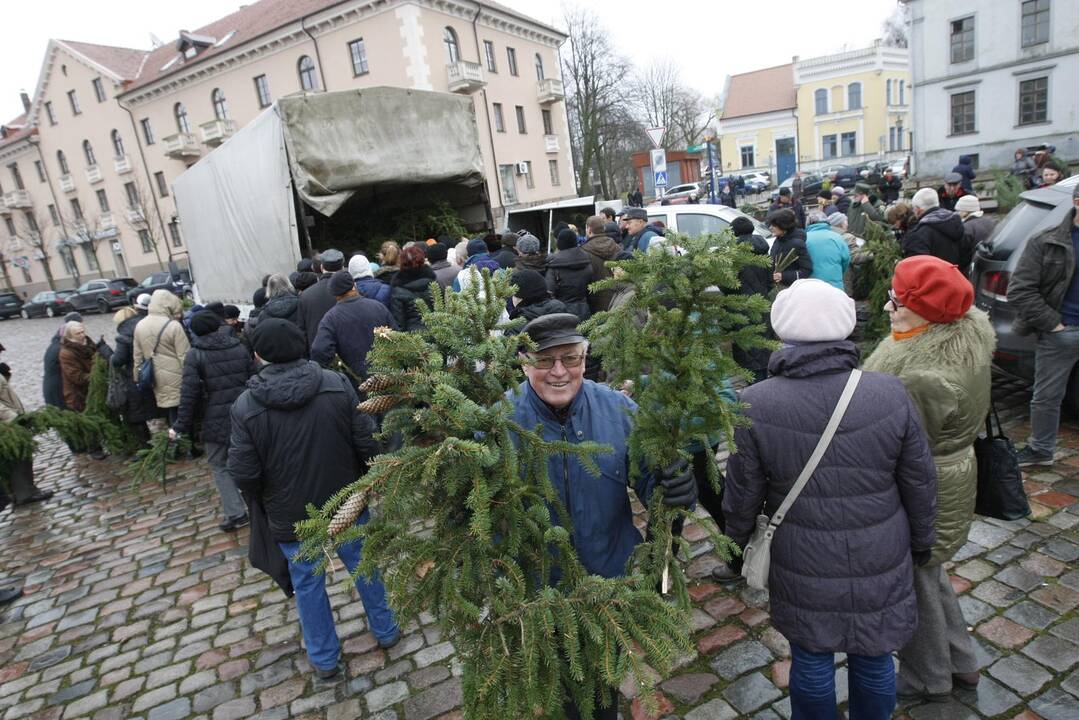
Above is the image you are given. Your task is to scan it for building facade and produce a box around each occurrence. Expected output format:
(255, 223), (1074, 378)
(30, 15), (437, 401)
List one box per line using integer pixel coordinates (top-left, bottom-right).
(716, 64), (797, 183)
(793, 41), (911, 174)
(1, 0), (574, 297)
(904, 0), (1079, 177)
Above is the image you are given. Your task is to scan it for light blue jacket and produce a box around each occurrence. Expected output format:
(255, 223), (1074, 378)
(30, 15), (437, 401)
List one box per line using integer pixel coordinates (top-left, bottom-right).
(805, 222), (851, 291)
(508, 379), (655, 579)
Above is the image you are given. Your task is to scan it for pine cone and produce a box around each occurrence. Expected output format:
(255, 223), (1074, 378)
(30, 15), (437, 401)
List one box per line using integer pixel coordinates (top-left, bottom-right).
(357, 395), (401, 414)
(328, 488), (370, 536)
(359, 374), (394, 393)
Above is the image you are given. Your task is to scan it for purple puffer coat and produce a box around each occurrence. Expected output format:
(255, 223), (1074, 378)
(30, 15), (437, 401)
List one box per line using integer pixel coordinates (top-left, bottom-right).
(723, 341), (938, 656)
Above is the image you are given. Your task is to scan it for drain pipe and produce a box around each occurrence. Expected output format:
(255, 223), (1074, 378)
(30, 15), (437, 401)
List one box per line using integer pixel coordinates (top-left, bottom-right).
(301, 12), (329, 91)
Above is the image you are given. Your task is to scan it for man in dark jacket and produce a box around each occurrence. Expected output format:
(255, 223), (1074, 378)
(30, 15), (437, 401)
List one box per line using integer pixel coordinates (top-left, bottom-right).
(311, 271), (398, 380)
(1009, 185), (1079, 467)
(904, 188), (967, 266)
(767, 209), (813, 288)
(508, 269), (568, 327)
(847, 183), (885, 237)
(771, 187), (806, 228)
(951, 155), (976, 193)
(491, 231), (519, 269)
(110, 304), (157, 445)
(229, 318), (399, 678)
(730, 216), (773, 382)
(514, 234), (548, 274)
(426, 243), (457, 290)
(879, 169), (902, 204)
(622, 207), (658, 251)
(580, 215), (622, 313)
(831, 186), (851, 215)
(297, 248), (345, 348)
(937, 173), (968, 211)
(546, 229), (594, 321)
(172, 311), (256, 531)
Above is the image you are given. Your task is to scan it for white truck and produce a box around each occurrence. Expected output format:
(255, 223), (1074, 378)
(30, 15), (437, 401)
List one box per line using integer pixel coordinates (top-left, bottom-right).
(173, 87), (492, 305)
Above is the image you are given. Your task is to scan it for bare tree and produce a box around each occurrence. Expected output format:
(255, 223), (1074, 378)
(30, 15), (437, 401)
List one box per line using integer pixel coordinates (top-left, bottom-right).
(122, 176), (168, 272)
(881, 5), (910, 48)
(561, 4), (633, 197)
(0, 251), (14, 292)
(14, 209), (58, 290)
(668, 88), (714, 149)
(633, 60), (713, 149)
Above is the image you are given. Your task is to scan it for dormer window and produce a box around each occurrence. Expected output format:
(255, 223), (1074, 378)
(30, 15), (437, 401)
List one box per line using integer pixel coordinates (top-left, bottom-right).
(176, 30), (217, 60)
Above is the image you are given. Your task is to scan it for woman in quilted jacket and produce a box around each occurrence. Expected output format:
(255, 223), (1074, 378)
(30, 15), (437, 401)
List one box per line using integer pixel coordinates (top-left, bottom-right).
(864, 255), (995, 703)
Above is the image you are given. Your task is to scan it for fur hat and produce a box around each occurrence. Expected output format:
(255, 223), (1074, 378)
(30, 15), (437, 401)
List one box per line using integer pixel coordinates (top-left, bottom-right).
(771, 279), (856, 343)
(892, 256), (973, 324)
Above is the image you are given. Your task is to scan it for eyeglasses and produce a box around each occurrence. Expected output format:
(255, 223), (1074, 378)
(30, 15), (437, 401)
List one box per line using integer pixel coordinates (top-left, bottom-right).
(887, 289), (904, 309)
(525, 353), (585, 370)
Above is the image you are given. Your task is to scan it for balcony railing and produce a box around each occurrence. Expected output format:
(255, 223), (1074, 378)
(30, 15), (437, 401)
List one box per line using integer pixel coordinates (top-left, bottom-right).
(163, 132), (201, 159)
(544, 134), (560, 153)
(2, 190), (32, 209)
(114, 155), (132, 174)
(200, 119), (237, 147)
(59, 174), (76, 193)
(447, 61), (486, 93)
(537, 78), (564, 104)
(126, 207), (146, 225)
(0, 198), (7, 215)
(72, 218), (88, 234)
(86, 164), (103, 184)
(99, 212), (116, 229)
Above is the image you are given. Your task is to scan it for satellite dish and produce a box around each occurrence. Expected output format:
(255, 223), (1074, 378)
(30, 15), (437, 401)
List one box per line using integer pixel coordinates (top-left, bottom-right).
(149, 33), (165, 49)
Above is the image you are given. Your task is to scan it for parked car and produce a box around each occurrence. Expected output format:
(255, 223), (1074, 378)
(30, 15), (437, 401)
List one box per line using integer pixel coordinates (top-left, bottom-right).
(971, 174), (1079, 410)
(0, 292), (23, 320)
(832, 165), (863, 189)
(658, 182), (703, 203)
(644, 204), (774, 248)
(742, 172), (771, 193)
(19, 290), (75, 319)
(771, 173), (824, 203)
(67, 277), (138, 314)
(127, 269), (193, 305)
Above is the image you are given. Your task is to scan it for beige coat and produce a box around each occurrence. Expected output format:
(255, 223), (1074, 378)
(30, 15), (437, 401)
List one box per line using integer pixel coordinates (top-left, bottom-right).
(0, 374), (25, 422)
(132, 289), (190, 409)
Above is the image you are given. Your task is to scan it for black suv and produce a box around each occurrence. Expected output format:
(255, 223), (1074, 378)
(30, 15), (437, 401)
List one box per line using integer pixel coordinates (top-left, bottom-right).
(127, 270), (192, 305)
(0, 292), (23, 320)
(68, 278), (138, 314)
(971, 175), (1079, 410)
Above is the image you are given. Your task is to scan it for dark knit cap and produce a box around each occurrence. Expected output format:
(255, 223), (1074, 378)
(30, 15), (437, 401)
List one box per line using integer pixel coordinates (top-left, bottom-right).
(64, 312), (83, 323)
(603, 221), (620, 238)
(426, 243), (448, 262)
(730, 216), (755, 236)
(294, 272), (319, 292)
(252, 318), (307, 363)
(467, 237), (488, 257)
(297, 258), (313, 273)
(556, 229), (579, 251)
(501, 232), (518, 247)
(252, 287), (268, 308)
(511, 269), (548, 303)
(328, 270), (355, 296)
(223, 305), (241, 320)
(204, 301), (226, 318)
(190, 310), (222, 337)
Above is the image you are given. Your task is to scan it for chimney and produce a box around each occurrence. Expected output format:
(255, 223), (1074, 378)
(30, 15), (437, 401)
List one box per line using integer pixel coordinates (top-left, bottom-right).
(20, 92), (31, 113)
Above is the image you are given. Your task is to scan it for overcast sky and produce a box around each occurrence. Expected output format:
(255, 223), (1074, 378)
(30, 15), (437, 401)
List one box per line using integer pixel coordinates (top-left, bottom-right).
(2, 0), (900, 123)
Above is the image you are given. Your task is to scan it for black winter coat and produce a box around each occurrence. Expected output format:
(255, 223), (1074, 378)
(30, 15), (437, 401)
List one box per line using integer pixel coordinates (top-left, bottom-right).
(735, 232), (772, 297)
(723, 342), (938, 656)
(228, 360), (380, 541)
(770, 228), (813, 287)
(261, 293), (301, 326)
(545, 247), (593, 321)
(902, 208), (968, 267)
(516, 253), (548, 275)
(879, 176), (903, 204)
(174, 328), (258, 443)
(508, 296), (569, 330)
(833, 195), (851, 215)
(310, 295), (398, 379)
(297, 274), (336, 348)
(390, 266), (437, 332)
(110, 312), (160, 423)
(42, 332), (66, 409)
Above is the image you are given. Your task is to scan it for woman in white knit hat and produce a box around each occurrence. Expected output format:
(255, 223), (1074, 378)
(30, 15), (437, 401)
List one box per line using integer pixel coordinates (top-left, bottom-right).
(955, 194), (994, 261)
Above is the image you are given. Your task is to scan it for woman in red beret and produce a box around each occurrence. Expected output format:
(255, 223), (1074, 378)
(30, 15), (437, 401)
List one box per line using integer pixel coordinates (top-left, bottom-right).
(864, 255), (996, 703)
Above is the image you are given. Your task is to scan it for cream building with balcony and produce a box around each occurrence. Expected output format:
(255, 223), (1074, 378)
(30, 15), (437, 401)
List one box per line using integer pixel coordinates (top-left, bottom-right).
(1, 0), (573, 297)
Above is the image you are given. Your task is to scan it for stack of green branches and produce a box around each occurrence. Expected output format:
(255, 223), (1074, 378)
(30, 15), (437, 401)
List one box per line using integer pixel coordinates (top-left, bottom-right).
(860, 220), (904, 342)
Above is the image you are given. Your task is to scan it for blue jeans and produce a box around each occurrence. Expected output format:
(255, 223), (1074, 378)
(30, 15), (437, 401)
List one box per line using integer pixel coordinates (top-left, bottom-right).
(789, 644), (895, 720)
(278, 514), (399, 671)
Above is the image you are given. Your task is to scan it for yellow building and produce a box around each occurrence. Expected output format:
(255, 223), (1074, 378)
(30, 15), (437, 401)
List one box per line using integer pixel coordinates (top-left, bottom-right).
(716, 41), (910, 184)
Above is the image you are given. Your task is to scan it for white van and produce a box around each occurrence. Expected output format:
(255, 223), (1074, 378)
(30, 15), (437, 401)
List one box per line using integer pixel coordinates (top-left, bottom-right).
(644, 204), (773, 248)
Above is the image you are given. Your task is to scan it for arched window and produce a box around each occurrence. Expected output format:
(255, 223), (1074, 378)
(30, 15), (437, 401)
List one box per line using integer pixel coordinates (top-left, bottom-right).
(298, 56), (317, 91)
(57, 150), (69, 175)
(211, 88), (228, 120)
(443, 27), (460, 64)
(535, 53), (544, 81)
(82, 139), (97, 167)
(174, 102), (190, 133)
(814, 88), (828, 115)
(848, 82), (862, 110)
(110, 129), (125, 158)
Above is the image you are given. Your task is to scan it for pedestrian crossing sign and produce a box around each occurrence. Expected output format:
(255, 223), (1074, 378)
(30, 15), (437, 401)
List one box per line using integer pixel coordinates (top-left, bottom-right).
(654, 170), (668, 187)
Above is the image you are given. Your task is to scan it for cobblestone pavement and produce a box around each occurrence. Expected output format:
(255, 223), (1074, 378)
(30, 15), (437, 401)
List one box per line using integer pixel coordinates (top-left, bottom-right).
(2, 326), (1078, 718)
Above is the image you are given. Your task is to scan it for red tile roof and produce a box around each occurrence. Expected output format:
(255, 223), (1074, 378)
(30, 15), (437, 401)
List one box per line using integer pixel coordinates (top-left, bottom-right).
(0, 113), (34, 149)
(57, 40), (149, 82)
(720, 63), (796, 120)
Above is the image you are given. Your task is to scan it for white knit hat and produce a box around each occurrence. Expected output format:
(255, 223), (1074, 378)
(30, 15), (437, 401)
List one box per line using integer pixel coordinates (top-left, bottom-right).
(348, 254), (373, 279)
(912, 187), (940, 211)
(954, 194), (983, 217)
(771, 279), (856, 343)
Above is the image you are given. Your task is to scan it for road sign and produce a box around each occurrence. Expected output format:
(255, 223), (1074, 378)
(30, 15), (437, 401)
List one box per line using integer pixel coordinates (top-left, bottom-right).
(654, 170), (668, 188)
(645, 127), (665, 149)
(650, 148), (667, 173)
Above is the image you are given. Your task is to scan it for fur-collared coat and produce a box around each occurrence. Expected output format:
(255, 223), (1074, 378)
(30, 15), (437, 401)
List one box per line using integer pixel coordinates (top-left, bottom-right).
(864, 308), (996, 565)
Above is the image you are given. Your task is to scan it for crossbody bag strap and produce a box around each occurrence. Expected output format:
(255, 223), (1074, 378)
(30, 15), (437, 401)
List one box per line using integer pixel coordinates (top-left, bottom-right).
(770, 369), (862, 529)
(150, 320), (172, 357)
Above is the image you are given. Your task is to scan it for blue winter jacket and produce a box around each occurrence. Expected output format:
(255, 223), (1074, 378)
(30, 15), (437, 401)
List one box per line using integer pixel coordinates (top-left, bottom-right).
(508, 379), (656, 579)
(805, 222), (851, 291)
(452, 253), (502, 292)
(355, 277), (391, 307)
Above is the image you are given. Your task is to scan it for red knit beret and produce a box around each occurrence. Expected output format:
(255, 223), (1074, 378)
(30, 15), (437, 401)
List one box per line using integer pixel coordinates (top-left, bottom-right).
(892, 255), (973, 324)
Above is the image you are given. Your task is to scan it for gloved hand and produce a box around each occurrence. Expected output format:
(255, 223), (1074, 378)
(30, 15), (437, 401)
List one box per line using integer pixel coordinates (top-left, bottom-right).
(911, 548), (931, 567)
(658, 458), (697, 508)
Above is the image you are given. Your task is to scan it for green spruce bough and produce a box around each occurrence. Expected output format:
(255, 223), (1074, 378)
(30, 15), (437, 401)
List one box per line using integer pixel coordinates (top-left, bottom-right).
(296, 272), (689, 719)
(583, 232), (771, 602)
(860, 220), (903, 342)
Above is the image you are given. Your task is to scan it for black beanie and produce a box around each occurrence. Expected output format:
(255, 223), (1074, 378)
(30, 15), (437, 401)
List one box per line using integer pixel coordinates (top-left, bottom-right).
(730, 216), (755, 237)
(252, 287), (268, 308)
(223, 305), (241, 320)
(190, 310), (222, 337)
(294, 272), (319, 292)
(511, 269), (549, 303)
(426, 243), (448, 262)
(297, 258), (313, 273)
(556, 229), (578, 251)
(204, 301), (225, 319)
(328, 270), (355, 296)
(252, 318), (307, 363)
